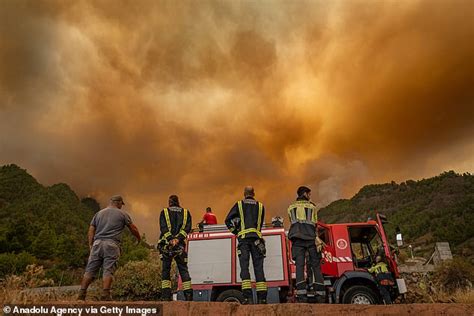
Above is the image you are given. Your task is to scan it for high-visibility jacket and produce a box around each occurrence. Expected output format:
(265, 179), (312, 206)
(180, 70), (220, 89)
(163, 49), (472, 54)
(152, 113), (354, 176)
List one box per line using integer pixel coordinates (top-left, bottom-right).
(368, 262), (389, 275)
(225, 197), (265, 240)
(287, 198), (318, 241)
(159, 206), (192, 244)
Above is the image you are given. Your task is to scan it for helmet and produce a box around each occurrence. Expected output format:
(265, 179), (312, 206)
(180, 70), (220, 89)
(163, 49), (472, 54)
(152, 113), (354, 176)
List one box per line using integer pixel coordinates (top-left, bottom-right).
(297, 186), (311, 197)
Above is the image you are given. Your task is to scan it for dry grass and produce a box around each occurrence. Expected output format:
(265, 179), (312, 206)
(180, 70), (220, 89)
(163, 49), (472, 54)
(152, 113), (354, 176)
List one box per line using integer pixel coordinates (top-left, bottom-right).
(452, 289), (474, 304)
(0, 265), (76, 304)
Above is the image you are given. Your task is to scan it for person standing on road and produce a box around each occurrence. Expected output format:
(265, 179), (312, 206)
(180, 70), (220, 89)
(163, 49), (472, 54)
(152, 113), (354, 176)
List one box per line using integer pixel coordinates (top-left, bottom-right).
(78, 195), (141, 301)
(225, 186), (267, 304)
(158, 195), (193, 301)
(288, 186), (325, 303)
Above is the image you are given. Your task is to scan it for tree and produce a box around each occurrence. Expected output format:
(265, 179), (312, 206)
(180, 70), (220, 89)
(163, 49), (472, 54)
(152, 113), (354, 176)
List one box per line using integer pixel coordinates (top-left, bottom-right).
(31, 228), (57, 260)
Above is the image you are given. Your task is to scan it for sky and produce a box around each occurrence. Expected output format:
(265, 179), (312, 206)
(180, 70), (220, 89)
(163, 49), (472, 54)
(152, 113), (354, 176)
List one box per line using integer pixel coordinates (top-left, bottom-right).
(0, 0), (473, 240)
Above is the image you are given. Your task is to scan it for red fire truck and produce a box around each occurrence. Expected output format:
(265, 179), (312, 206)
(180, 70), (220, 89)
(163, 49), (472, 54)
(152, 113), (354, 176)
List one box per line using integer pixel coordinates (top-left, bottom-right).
(176, 213), (407, 304)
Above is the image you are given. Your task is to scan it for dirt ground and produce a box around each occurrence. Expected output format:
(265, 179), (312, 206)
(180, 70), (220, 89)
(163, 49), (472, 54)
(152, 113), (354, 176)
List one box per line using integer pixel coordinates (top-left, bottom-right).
(31, 301), (473, 316)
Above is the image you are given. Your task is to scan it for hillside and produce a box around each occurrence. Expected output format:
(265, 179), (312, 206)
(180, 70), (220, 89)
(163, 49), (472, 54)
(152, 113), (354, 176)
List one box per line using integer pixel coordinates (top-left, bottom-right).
(0, 164), (148, 284)
(319, 171), (474, 259)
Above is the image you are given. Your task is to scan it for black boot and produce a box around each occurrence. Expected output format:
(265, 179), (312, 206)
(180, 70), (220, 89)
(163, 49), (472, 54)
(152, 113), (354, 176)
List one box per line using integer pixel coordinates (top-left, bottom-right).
(242, 289), (254, 305)
(161, 288), (172, 301)
(257, 291), (267, 304)
(184, 289), (193, 301)
(297, 295), (308, 303)
(314, 286), (326, 303)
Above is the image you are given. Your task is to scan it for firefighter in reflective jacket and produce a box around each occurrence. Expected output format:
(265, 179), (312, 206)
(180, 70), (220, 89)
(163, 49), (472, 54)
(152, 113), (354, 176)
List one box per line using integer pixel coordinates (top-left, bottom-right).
(368, 255), (394, 304)
(288, 186), (325, 303)
(225, 186), (267, 304)
(158, 195), (193, 301)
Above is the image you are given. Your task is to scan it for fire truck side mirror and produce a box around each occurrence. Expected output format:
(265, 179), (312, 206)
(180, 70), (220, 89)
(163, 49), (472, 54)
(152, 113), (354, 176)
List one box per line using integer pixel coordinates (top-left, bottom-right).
(396, 233), (403, 246)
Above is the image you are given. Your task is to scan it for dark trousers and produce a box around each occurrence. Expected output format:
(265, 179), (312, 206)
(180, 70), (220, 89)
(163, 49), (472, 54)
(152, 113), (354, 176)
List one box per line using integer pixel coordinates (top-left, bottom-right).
(161, 250), (192, 298)
(376, 273), (393, 304)
(238, 238), (267, 300)
(378, 285), (393, 304)
(292, 239), (324, 296)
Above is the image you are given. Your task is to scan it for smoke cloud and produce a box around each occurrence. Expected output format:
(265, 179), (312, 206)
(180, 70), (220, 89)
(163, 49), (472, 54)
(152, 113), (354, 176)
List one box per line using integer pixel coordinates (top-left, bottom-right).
(1, 0), (473, 239)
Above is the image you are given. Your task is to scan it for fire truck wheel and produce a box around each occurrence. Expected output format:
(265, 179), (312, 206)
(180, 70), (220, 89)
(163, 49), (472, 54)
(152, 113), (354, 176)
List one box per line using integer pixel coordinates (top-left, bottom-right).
(342, 285), (379, 305)
(216, 289), (246, 303)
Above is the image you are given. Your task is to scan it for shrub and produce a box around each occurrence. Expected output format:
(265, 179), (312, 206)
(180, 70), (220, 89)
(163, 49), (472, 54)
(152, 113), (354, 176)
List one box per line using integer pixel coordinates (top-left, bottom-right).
(112, 259), (175, 301)
(0, 252), (36, 278)
(433, 258), (474, 294)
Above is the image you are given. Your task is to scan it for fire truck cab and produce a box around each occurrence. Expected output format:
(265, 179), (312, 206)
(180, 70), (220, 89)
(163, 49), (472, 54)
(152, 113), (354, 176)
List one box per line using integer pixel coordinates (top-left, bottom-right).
(177, 213), (407, 304)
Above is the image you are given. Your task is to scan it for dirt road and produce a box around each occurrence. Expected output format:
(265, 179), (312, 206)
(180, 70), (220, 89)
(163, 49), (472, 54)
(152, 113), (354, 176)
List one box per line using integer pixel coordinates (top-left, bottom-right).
(22, 301), (473, 316)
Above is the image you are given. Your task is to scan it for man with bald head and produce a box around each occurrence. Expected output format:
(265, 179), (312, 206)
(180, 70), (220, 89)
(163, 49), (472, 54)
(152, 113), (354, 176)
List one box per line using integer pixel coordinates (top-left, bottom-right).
(78, 195), (141, 301)
(225, 186), (267, 304)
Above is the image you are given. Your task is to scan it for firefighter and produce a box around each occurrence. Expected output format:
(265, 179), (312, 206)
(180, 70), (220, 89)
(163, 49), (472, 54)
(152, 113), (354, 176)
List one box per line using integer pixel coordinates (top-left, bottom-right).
(368, 255), (394, 304)
(288, 186), (325, 303)
(158, 195), (193, 301)
(225, 186), (267, 304)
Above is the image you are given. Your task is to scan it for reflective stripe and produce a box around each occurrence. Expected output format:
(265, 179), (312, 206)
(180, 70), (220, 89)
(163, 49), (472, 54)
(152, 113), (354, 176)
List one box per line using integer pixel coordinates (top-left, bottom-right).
(164, 208), (171, 230)
(237, 228), (262, 238)
(257, 202), (263, 231)
(178, 209), (188, 239)
(242, 279), (252, 290)
(182, 209), (188, 231)
(237, 201), (245, 230)
(237, 201), (247, 238)
(290, 219), (316, 225)
(161, 280), (171, 289)
(237, 201), (263, 238)
(296, 289), (307, 295)
(296, 206), (306, 221)
(160, 209), (173, 244)
(288, 201), (317, 225)
(256, 281), (267, 292)
(182, 280), (192, 290)
(307, 208), (313, 223)
(290, 209), (296, 223)
(163, 208), (189, 241)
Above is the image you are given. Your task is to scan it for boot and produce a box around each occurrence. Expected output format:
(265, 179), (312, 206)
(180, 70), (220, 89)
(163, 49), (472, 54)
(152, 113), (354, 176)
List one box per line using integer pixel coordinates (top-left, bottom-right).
(184, 289), (193, 301)
(242, 289), (254, 305)
(314, 294), (326, 304)
(101, 289), (112, 301)
(161, 288), (172, 301)
(257, 291), (267, 304)
(77, 289), (87, 301)
(297, 295), (308, 303)
(314, 286), (326, 303)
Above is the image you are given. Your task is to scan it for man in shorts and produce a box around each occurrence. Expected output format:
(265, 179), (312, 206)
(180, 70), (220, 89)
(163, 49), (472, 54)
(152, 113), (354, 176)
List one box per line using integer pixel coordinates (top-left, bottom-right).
(78, 195), (141, 301)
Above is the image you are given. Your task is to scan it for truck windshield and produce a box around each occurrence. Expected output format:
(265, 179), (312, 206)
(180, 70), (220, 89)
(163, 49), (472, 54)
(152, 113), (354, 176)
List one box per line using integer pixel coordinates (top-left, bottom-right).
(348, 226), (382, 269)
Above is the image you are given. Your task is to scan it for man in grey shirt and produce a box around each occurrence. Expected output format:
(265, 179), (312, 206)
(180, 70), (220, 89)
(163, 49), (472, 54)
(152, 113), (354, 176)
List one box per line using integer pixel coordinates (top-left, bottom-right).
(78, 195), (141, 301)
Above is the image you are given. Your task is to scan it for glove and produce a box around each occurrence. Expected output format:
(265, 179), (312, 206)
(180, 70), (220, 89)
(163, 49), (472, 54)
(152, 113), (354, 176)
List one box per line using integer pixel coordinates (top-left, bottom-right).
(230, 218), (241, 235)
(157, 241), (168, 254)
(315, 237), (325, 253)
(255, 238), (266, 257)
